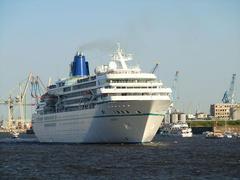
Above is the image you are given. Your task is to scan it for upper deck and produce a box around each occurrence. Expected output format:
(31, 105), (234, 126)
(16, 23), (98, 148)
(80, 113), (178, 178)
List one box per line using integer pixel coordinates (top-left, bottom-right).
(37, 44), (171, 114)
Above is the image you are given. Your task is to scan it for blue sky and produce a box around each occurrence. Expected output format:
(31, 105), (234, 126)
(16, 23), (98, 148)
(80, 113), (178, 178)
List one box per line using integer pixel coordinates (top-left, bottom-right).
(0, 0), (240, 117)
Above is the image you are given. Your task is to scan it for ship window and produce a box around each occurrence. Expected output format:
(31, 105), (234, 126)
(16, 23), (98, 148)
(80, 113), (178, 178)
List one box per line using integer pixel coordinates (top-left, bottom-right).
(48, 85), (57, 89)
(91, 76), (96, 80)
(98, 79), (106, 85)
(63, 87), (71, 92)
(101, 110), (105, 114)
(121, 110), (125, 114)
(64, 99), (81, 105)
(125, 110), (130, 114)
(77, 78), (89, 83)
(73, 82), (96, 90)
(58, 82), (65, 87)
(117, 111), (120, 114)
(136, 110), (142, 114)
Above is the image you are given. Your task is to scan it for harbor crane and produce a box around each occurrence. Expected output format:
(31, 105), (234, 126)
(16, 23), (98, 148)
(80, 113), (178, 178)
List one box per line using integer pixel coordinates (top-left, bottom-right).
(222, 73), (236, 104)
(165, 71), (180, 124)
(171, 71), (180, 104)
(0, 73), (46, 131)
(16, 73), (33, 123)
(151, 63), (159, 74)
(0, 96), (33, 130)
(0, 97), (14, 130)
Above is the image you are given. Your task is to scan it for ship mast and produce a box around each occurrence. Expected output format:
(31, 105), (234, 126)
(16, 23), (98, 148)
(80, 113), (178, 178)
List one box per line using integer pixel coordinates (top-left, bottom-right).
(111, 43), (132, 70)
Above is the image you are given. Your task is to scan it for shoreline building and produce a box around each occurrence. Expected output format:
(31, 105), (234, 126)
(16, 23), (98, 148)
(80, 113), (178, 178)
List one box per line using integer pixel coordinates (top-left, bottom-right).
(230, 106), (240, 120)
(210, 103), (240, 120)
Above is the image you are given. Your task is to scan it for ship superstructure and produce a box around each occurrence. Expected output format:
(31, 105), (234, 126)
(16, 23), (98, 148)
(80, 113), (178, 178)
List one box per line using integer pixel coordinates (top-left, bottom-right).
(32, 45), (172, 143)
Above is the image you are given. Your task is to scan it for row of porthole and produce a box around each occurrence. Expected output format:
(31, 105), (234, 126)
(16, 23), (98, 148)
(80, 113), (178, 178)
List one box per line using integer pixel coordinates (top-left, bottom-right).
(109, 105), (131, 108)
(113, 110), (130, 114)
(101, 110), (142, 114)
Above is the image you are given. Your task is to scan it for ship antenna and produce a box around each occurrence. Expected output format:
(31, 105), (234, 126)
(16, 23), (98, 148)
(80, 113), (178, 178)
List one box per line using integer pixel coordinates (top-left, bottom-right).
(111, 43), (132, 70)
(117, 42), (121, 51)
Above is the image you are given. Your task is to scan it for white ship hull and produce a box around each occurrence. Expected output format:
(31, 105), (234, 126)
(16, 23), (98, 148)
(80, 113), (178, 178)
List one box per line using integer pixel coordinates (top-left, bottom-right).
(32, 100), (170, 143)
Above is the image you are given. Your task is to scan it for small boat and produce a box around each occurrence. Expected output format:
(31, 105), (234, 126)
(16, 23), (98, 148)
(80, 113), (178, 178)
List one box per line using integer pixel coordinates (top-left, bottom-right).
(232, 132), (240, 138)
(205, 132), (224, 139)
(10, 131), (20, 138)
(224, 132), (233, 139)
(159, 123), (193, 137)
(202, 131), (211, 136)
(26, 127), (34, 134)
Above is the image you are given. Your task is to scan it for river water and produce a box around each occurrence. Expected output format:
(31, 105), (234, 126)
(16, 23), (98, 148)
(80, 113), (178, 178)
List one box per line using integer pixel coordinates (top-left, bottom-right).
(0, 134), (240, 179)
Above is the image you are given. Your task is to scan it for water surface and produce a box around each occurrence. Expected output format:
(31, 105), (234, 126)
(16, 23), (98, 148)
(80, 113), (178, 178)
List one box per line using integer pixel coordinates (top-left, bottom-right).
(0, 134), (239, 179)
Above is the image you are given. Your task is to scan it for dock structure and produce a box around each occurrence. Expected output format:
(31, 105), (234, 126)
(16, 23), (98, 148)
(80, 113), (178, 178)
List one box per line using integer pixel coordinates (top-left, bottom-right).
(214, 125), (240, 134)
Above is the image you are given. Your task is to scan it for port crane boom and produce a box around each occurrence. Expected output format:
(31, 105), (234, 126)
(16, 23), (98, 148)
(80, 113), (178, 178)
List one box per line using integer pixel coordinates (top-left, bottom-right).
(222, 73), (236, 104)
(151, 63), (159, 74)
(172, 71), (180, 104)
(17, 73), (33, 124)
(0, 73), (46, 131)
(164, 70), (180, 124)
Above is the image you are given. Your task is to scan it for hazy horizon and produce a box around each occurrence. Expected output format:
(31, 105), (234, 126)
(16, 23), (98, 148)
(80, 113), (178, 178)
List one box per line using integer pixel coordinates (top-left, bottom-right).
(0, 0), (240, 120)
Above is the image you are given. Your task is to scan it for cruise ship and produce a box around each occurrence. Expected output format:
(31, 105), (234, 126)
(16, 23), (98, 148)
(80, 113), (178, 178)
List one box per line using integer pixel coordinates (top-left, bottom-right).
(32, 45), (172, 143)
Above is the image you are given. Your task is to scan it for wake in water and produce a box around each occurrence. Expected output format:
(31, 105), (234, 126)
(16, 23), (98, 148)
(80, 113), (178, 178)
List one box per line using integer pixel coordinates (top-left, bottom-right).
(0, 137), (38, 143)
